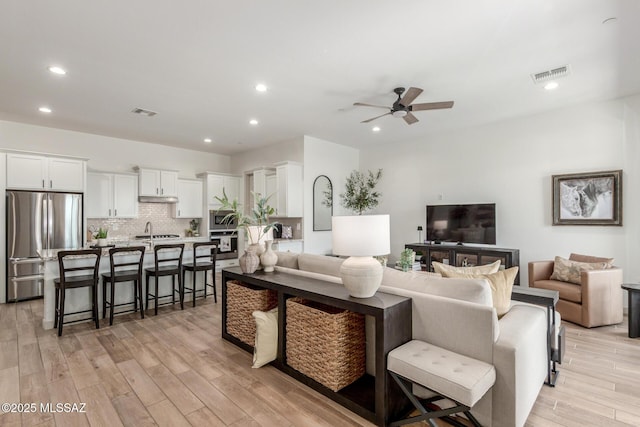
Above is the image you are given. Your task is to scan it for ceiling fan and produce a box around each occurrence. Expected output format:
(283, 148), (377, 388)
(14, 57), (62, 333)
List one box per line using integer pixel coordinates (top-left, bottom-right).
(354, 87), (454, 125)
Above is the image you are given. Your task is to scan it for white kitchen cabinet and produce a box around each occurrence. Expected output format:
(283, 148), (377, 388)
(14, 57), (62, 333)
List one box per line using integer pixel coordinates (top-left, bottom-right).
(252, 168), (276, 210)
(113, 174), (138, 217)
(86, 172), (138, 218)
(174, 179), (203, 218)
(265, 174), (277, 205)
(200, 173), (241, 207)
(6, 153), (84, 192)
(275, 162), (303, 217)
(137, 168), (178, 197)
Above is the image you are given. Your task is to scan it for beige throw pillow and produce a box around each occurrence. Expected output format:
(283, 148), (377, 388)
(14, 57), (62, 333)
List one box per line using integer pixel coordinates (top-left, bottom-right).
(549, 256), (608, 285)
(432, 260), (501, 276)
(252, 308), (278, 368)
(445, 267), (519, 318)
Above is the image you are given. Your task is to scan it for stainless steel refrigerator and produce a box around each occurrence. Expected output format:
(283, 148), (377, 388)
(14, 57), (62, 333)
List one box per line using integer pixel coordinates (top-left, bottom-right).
(6, 191), (83, 302)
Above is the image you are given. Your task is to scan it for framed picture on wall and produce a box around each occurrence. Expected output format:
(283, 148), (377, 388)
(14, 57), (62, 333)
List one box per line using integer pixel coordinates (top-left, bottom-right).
(552, 169), (622, 226)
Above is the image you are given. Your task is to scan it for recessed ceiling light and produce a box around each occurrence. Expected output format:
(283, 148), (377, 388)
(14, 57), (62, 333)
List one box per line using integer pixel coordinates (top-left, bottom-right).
(372, 126), (381, 132)
(255, 83), (267, 92)
(38, 106), (52, 113)
(544, 81), (559, 91)
(48, 66), (66, 75)
(204, 138), (212, 143)
(249, 119), (259, 125)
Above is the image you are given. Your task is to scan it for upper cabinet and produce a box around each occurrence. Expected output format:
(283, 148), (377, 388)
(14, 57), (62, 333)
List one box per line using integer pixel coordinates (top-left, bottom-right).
(6, 153), (85, 192)
(137, 168), (178, 197)
(275, 162), (303, 217)
(86, 172), (138, 218)
(200, 172), (241, 208)
(173, 179), (203, 218)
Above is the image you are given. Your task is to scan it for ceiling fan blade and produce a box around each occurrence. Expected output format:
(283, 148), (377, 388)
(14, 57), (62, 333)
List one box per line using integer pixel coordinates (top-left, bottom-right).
(410, 101), (455, 111)
(403, 112), (419, 125)
(399, 87), (423, 107)
(353, 102), (390, 110)
(361, 112), (391, 123)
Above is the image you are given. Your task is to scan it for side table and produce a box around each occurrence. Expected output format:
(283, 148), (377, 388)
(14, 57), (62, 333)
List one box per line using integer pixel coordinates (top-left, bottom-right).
(621, 283), (640, 338)
(511, 286), (563, 386)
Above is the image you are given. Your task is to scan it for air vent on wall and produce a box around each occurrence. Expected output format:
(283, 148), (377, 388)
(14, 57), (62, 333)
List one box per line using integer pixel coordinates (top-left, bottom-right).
(531, 65), (571, 84)
(131, 107), (157, 117)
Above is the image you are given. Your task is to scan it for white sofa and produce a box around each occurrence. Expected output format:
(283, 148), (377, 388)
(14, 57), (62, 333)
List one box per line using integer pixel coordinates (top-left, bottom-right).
(274, 252), (549, 427)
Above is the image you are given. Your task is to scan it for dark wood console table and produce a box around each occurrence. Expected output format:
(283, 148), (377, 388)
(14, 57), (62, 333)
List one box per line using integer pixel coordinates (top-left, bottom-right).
(405, 243), (520, 285)
(221, 267), (412, 427)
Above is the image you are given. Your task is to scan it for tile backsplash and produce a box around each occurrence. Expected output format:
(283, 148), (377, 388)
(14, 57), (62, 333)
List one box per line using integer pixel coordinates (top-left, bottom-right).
(87, 203), (199, 242)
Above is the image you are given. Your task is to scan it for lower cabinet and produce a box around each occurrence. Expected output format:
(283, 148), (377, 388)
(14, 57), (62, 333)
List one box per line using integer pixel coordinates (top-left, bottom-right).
(405, 243), (520, 284)
(272, 240), (303, 253)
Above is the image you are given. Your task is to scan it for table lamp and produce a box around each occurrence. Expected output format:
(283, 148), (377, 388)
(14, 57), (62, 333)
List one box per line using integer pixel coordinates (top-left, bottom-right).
(332, 214), (390, 298)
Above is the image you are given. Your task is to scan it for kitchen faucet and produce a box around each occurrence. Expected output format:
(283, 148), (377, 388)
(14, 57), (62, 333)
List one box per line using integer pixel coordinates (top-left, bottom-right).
(144, 221), (153, 247)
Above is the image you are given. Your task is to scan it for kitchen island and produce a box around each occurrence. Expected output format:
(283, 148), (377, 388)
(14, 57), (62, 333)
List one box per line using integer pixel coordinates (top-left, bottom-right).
(39, 237), (213, 330)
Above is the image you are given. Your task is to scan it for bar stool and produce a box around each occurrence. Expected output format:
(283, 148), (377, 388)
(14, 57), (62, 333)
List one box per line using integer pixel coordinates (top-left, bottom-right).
(182, 242), (218, 306)
(145, 243), (184, 315)
(101, 246), (146, 326)
(54, 249), (102, 337)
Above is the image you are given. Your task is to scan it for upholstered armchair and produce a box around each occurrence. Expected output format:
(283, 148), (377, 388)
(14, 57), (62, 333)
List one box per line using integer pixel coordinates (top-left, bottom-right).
(528, 253), (623, 328)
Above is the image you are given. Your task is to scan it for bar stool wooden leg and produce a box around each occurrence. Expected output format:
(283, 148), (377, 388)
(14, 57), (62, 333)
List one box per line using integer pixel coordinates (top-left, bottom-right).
(192, 270), (197, 307)
(93, 285), (100, 329)
(54, 287), (59, 329)
(57, 288), (65, 337)
(102, 278), (107, 319)
(109, 278), (116, 326)
(154, 277), (159, 316)
(137, 276), (144, 319)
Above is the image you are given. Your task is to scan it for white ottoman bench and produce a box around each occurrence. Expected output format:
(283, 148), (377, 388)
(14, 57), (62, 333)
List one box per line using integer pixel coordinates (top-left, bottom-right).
(388, 340), (496, 427)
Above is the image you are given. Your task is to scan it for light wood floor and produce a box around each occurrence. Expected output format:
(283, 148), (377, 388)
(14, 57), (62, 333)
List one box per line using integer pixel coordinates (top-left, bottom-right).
(0, 285), (639, 427)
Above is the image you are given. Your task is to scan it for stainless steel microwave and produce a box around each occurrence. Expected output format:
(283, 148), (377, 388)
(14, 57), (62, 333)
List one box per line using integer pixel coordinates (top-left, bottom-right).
(209, 210), (236, 230)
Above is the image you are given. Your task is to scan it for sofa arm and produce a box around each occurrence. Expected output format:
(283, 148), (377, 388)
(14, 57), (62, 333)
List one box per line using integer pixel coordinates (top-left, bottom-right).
(528, 261), (554, 285)
(492, 304), (547, 427)
(581, 267), (624, 327)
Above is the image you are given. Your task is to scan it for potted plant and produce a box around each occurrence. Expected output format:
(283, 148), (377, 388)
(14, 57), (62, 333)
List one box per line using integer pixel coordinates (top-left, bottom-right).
(95, 227), (108, 247)
(339, 169), (383, 215)
(215, 190), (277, 273)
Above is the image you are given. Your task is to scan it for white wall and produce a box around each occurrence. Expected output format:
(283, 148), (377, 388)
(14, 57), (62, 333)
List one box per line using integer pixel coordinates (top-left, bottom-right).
(303, 136), (359, 255)
(361, 96), (636, 286)
(0, 120), (230, 177)
(0, 153), (5, 303)
(230, 137), (304, 175)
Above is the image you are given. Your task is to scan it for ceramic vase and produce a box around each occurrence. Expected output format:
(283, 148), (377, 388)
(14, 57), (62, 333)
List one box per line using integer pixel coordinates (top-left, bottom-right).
(97, 238), (107, 247)
(260, 240), (278, 273)
(239, 245), (260, 274)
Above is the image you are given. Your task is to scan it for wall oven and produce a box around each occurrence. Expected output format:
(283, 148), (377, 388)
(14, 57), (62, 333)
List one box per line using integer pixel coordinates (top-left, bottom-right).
(210, 230), (238, 260)
(210, 210), (236, 230)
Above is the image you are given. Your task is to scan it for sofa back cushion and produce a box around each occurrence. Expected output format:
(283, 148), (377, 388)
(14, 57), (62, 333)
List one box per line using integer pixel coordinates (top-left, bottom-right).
(297, 253), (344, 277)
(275, 251), (299, 269)
(381, 267), (493, 306)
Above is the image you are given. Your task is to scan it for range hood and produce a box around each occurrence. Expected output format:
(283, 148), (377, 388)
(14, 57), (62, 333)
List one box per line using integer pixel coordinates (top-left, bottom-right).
(138, 195), (178, 203)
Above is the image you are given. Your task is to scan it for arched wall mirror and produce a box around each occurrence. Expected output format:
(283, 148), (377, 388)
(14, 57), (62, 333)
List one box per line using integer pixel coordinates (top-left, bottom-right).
(313, 175), (333, 231)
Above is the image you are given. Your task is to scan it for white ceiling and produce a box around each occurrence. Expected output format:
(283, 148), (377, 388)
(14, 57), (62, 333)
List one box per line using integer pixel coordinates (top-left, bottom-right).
(1, 0), (639, 156)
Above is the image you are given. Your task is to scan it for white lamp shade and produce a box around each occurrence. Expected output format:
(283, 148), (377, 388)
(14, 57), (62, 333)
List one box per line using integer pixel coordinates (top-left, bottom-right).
(332, 214), (390, 256)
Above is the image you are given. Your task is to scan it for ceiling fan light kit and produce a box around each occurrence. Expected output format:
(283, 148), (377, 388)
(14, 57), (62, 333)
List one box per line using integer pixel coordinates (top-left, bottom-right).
(354, 86), (454, 125)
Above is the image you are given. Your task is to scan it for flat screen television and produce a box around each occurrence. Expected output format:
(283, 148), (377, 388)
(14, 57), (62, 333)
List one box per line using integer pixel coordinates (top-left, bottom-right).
(426, 203), (496, 244)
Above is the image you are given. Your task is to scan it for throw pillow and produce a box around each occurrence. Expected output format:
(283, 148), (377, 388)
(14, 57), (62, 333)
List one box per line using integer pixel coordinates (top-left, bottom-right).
(445, 267), (519, 318)
(252, 308), (278, 368)
(569, 253), (614, 268)
(549, 256), (609, 285)
(432, 260), (501, 276)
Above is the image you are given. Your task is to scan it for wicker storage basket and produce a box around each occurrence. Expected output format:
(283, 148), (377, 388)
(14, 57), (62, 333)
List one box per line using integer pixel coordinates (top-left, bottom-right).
(227, 280), (278, 346)
(286, 297), (365, 391)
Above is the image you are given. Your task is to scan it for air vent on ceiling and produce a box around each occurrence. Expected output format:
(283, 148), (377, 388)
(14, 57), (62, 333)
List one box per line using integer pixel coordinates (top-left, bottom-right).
(131, 107), (157, 117)
(531, 65), (571, 84)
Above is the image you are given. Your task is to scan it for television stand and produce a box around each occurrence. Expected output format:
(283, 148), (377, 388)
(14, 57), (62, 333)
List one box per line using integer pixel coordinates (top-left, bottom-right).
(405, 243), (520, 285)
